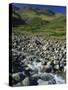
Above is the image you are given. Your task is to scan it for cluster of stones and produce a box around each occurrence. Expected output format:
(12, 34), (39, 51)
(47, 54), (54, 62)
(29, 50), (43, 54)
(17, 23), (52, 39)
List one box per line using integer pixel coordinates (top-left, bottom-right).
(10, 33), (66, 86)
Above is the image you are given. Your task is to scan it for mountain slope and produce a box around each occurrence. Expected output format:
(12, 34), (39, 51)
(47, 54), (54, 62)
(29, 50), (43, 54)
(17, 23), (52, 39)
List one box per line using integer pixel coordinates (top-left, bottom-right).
(12, 5), (66, 40)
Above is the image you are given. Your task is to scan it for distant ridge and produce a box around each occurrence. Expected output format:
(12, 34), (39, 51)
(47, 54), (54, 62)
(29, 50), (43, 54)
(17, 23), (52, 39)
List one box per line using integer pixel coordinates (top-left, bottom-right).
(12, 3), (66, 15)
(12, 4), (55, 16)
(12, 5), (20, 11)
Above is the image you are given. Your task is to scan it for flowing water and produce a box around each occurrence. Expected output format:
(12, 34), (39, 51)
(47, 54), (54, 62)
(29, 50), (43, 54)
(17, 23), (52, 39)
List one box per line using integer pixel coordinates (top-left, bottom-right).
(27, 61), (66, 84)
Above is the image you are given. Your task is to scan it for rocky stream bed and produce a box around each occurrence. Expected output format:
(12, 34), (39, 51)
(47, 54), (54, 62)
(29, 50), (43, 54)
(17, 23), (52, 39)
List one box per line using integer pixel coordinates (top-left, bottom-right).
(9, 33), (66, 86)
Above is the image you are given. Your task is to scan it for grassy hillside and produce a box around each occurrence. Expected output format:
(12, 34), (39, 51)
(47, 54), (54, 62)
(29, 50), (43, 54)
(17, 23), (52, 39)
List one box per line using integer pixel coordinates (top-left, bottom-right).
(12, 6), (66, 40)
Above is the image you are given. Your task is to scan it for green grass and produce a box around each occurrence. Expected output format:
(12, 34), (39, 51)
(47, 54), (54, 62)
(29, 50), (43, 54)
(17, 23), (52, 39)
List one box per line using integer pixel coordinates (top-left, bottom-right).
(12, 9), (66, 40)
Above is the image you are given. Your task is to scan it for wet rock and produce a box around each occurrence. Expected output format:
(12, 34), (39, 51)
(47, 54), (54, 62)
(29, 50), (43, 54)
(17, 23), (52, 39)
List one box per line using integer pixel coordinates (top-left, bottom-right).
(42, 61), (52, 73)
(12, 73), (20, 83)
(29, 76), (38, 85)
(21, 77), (30, 86)
(48, 79), (56, 84)
(37, 79), (48, 85)
(40, 73), (54, 81)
